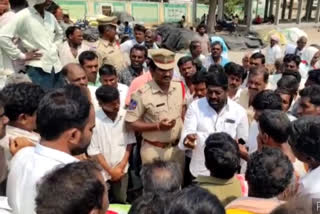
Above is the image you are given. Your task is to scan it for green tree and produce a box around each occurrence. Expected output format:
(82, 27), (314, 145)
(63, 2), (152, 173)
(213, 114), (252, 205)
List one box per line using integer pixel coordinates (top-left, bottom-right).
(224, 0), (243, 15)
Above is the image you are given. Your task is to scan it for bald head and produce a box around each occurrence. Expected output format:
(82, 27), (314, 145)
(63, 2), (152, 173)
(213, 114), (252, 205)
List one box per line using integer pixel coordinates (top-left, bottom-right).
(61, 63), (88, 87)
(297, 36), (307, 50)
(140, 160), (182, 195)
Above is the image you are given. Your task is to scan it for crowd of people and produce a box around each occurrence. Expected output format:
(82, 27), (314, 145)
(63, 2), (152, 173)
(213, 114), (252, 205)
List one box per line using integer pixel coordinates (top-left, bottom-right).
(0, 0), (320, 213)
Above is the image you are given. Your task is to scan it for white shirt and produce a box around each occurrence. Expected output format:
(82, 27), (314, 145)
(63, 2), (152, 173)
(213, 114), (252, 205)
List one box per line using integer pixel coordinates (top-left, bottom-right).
(298, 165), (320, 198)
(118, 83), (129, 108)
(58, 41), (90, 67)
(248, 114), (296, 154)
(0, 197), (12, 214)
(120, 39), (144, 54)
(6, 144), (78, 214)
(179, 98), (249, 177)
(0, 7), (63, 73)
(230, 88), (242, 103)
(0, 125), (40, 168)
(285, 44), (304, 57)
(265, 45), (282, 65)
(87, 109), (136, 180)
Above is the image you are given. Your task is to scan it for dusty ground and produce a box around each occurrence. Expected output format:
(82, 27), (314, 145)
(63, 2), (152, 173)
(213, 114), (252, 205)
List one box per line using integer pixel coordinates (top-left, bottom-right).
(227, 26), (320, 64)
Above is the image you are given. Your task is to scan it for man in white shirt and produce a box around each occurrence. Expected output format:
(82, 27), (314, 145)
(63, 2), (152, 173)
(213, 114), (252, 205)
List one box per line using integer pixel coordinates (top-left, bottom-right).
(120, 24), (145, 55)
(79, 51), (100, 87)
(0, 83), (44, 166)
(6, 85), (95, 214)
(88, 85), (135, 203)
(288, 116), (320, 198)
(144, 29), (159, 50)
(35, 161), (109, 214)
(0, 92), (9, 196)
(189, 40), (206, 66)
(58, 26), (90, 67)
(99, 64), (128, 109)
(0, 0), (64, 89)
(179, 71), (249, 177)
(265, 35), (282, 66)
(285, 36), (307, 57)
(247, 90), (286, 156)
(61, 63), (99, 110)
(224, 62), (246, 103)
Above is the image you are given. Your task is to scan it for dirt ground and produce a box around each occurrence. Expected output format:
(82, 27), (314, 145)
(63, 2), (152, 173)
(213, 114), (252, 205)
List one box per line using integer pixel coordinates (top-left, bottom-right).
(228, 26), (320, 64)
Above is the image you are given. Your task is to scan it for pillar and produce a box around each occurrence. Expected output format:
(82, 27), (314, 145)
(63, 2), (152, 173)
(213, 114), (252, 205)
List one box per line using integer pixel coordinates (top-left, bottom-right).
(281, 0), (287, 20)
(192, 0), (197, 25)
(288, 0), (294, 19)
(296, 0), (303, 24)
(316, 0), (320, 23)
(217, 0), (223, 20)
(246, 0), (253, 31)
(264, 0), (270, 19)
(275, 0), (281, 24)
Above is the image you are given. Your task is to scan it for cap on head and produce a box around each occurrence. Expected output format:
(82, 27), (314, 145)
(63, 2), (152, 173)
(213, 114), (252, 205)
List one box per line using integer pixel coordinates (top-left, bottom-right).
(150, 49), (175, 70)
(96, 15), (117, 27)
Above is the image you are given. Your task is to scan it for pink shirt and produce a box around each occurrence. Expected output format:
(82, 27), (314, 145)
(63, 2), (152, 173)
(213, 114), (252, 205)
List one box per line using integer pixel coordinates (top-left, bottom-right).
(125, 71), (152, 105)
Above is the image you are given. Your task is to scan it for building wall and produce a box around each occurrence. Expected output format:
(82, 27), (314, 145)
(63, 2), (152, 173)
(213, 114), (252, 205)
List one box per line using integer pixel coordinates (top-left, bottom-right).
(55, 0), (209, 25)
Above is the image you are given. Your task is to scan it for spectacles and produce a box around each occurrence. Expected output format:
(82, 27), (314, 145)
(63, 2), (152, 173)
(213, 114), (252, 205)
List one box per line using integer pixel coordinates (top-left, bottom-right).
(0, 112), (5, 118)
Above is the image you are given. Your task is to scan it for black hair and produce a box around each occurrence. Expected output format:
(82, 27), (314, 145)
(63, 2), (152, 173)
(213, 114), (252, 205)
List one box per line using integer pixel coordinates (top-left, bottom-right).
(140, 160), (182, 195)
(65, 26), (81, 39)
(204, 133), (240, 179)
(282, 70), (301, 83)
(224, 62), (247, 81)
(246, 147), (293, 198)
(2, 83), (45, 122)
(36, 161), (105, 214)
(211, 41), (223, 49)
(250, 52), (266, 64)
(99, 64), (117, 77)
(130, 44), (148, 58)
(0, 92), (6, 110)
(307, 69), (320, 85)
(208, 64), (224, 73)
(205, 71), (228, 90)
(196, 23), (208, 32)
(189, 40), (201, 52)
(134, 24), (146, 33)
(167, 186), (225, 214)
(78, 51), (98, 66)
(177, 56), (194, 68)
(98, 24), (116, 37)
(289, 116), (320, 162)
(258, 110), (291, 143)
(277, 73), (300, 95)
(299, 85), (320, 106)
(252, 90), (282, 111)
(129, 193), (169, 214)
(191, 71), (207, 85)
(46, 1), (60, 15)
(249, 67), (269, 83)
(95, 85), (119, 103)
(36, 85), (90, 141)
(283, 54), (301, 67)
(275, 88), (295, 109)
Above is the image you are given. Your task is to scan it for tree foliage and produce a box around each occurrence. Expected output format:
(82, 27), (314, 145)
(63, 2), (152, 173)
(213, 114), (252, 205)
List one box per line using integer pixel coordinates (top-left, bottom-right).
(224, 0), (243, 15)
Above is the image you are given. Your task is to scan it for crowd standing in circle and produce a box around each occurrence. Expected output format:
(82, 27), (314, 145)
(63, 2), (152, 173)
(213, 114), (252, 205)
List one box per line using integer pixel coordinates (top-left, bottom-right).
(0, 0), (319, 214)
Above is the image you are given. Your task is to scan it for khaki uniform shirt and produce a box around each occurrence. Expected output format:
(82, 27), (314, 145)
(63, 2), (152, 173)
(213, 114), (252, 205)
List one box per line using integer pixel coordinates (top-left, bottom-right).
(195, 175), (242, 206)
(125, 80), (184, 143)
(96, 39), (126, 73)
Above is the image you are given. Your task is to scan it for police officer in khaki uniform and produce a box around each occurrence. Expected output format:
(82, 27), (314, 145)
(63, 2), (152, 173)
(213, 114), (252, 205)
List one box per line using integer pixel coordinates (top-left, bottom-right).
(125, 49), (185, 170)
(96, 16), (126, 74)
